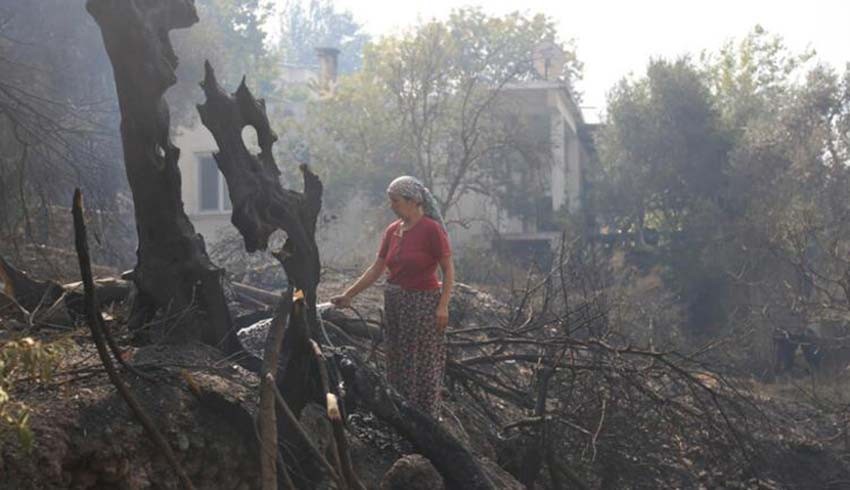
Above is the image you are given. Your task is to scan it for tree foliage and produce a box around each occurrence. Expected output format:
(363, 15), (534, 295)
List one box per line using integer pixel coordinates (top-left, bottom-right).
(699, 29), (850, 339)
(278, 0), (369, 74)
(302, 8), (582, 215)
(168, 0), (277, 126)
(596, 26), (850, 344)
(596, 58), (731, 332)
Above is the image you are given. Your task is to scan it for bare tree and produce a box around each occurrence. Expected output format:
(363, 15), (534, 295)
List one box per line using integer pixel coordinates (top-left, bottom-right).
(0, 4), (126, 264)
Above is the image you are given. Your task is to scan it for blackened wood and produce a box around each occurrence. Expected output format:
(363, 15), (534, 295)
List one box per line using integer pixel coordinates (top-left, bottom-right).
(339, 357), (497, 490)
(0, 255), (64, 312)
(258, 288), (292, 490)
(0, 256), (131, 325)
(86, 0), (237, 351)
(196, 62), (322, 315)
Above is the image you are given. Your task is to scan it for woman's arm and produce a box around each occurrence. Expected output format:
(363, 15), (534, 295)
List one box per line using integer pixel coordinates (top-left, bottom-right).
(330, 258), (386, 307)
(436, 255), (454, 332)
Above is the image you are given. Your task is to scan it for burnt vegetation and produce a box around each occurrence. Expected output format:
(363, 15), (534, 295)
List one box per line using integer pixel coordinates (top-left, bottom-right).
(2, 1), (850, 490)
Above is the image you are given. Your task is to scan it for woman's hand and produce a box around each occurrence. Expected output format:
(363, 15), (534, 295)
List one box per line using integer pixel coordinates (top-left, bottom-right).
(330, 294), (352, 308)
(436, 303), (449, 333)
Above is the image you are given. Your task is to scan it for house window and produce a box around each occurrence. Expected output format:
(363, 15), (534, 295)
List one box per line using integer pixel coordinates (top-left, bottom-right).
(199, 155), (232, 212)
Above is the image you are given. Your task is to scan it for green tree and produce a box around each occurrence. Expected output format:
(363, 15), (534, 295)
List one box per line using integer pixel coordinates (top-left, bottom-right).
(717, 64), (850, 331)
(698, 27), (850, 336)
(303, 7), (582, 215)
(168, 0), (277, 125)
(700, 25), (816, 130)
(596, 58), (732, 333)
(598, 58), (729, 244)
(597, 27), (850, 344)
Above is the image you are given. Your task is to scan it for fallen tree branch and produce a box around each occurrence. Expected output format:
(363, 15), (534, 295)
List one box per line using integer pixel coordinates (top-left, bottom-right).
(233, 281), (280, 307)
(0, 254), (63, 312)
(0, 255), (131, 328)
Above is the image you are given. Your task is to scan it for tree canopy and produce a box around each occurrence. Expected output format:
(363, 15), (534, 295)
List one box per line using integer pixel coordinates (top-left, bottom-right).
(595, 26), (850, 338)
(302, 7), (582, 216)
(168, 0), (278, 126)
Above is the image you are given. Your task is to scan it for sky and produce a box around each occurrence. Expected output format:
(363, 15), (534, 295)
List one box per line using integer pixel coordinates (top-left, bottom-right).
(275, 0), (850, 122)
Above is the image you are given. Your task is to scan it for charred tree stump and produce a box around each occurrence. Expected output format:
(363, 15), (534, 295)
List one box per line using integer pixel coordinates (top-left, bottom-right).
(86, 0), (237, 351)
(196, 63), (336, 483)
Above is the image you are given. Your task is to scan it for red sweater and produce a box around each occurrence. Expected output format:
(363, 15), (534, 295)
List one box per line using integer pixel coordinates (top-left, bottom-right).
(377, 217), (451, 291)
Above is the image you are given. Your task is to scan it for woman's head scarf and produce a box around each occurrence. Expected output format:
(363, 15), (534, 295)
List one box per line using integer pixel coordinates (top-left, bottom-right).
(387, 176), (446, 231)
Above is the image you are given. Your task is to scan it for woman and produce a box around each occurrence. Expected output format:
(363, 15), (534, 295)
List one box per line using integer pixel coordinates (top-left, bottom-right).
(331, 176), (454, 417)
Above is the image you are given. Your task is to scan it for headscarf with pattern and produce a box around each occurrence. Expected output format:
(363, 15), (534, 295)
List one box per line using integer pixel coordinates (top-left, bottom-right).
(386, 176), (446, 231)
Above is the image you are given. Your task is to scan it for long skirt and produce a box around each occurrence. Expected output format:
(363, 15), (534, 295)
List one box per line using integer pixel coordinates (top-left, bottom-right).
(383, 285), (446, 417)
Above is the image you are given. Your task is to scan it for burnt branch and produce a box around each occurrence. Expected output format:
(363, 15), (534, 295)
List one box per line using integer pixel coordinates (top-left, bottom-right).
(257, 289), (292, 490)
(72, 189), (194, 490)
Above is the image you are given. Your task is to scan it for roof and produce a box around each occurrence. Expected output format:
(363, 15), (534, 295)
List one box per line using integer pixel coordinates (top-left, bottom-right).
(502, 79), (585, 127)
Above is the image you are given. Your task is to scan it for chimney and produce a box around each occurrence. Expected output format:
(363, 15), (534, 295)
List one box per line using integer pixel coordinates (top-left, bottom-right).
(533, 41), (566, 81)
(315, 47), (340, 93)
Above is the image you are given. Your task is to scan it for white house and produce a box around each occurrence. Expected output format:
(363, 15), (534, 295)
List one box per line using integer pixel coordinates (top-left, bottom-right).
(446, 44), (595, 256)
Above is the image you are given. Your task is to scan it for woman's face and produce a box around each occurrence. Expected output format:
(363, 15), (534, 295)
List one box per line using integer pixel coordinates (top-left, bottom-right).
(388, 193), (419, 219)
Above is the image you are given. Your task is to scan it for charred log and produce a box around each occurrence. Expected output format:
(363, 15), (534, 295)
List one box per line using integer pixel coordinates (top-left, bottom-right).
(338, 356), (498, 490)
(0, 254), (130, 324)
(86, 0), (237, 351)
(0, 254), (64, 312)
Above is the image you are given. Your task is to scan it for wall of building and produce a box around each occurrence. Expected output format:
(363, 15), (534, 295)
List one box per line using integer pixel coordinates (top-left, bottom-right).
(449, 81), (589, 247)
(174, 123), (236, 242)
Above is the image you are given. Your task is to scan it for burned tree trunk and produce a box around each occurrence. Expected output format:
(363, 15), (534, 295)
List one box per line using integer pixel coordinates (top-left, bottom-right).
(89, 1), (330, 485)
(86, 0), (237, 351)
(196, 62), (322, 309)
(196, 61), (329, 487)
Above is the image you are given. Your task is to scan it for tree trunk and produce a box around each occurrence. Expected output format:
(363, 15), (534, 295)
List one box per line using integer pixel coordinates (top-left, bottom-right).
(196, 62), (322, 304)
(86, 0), (237, 351)
(195, 56), (327, 489)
